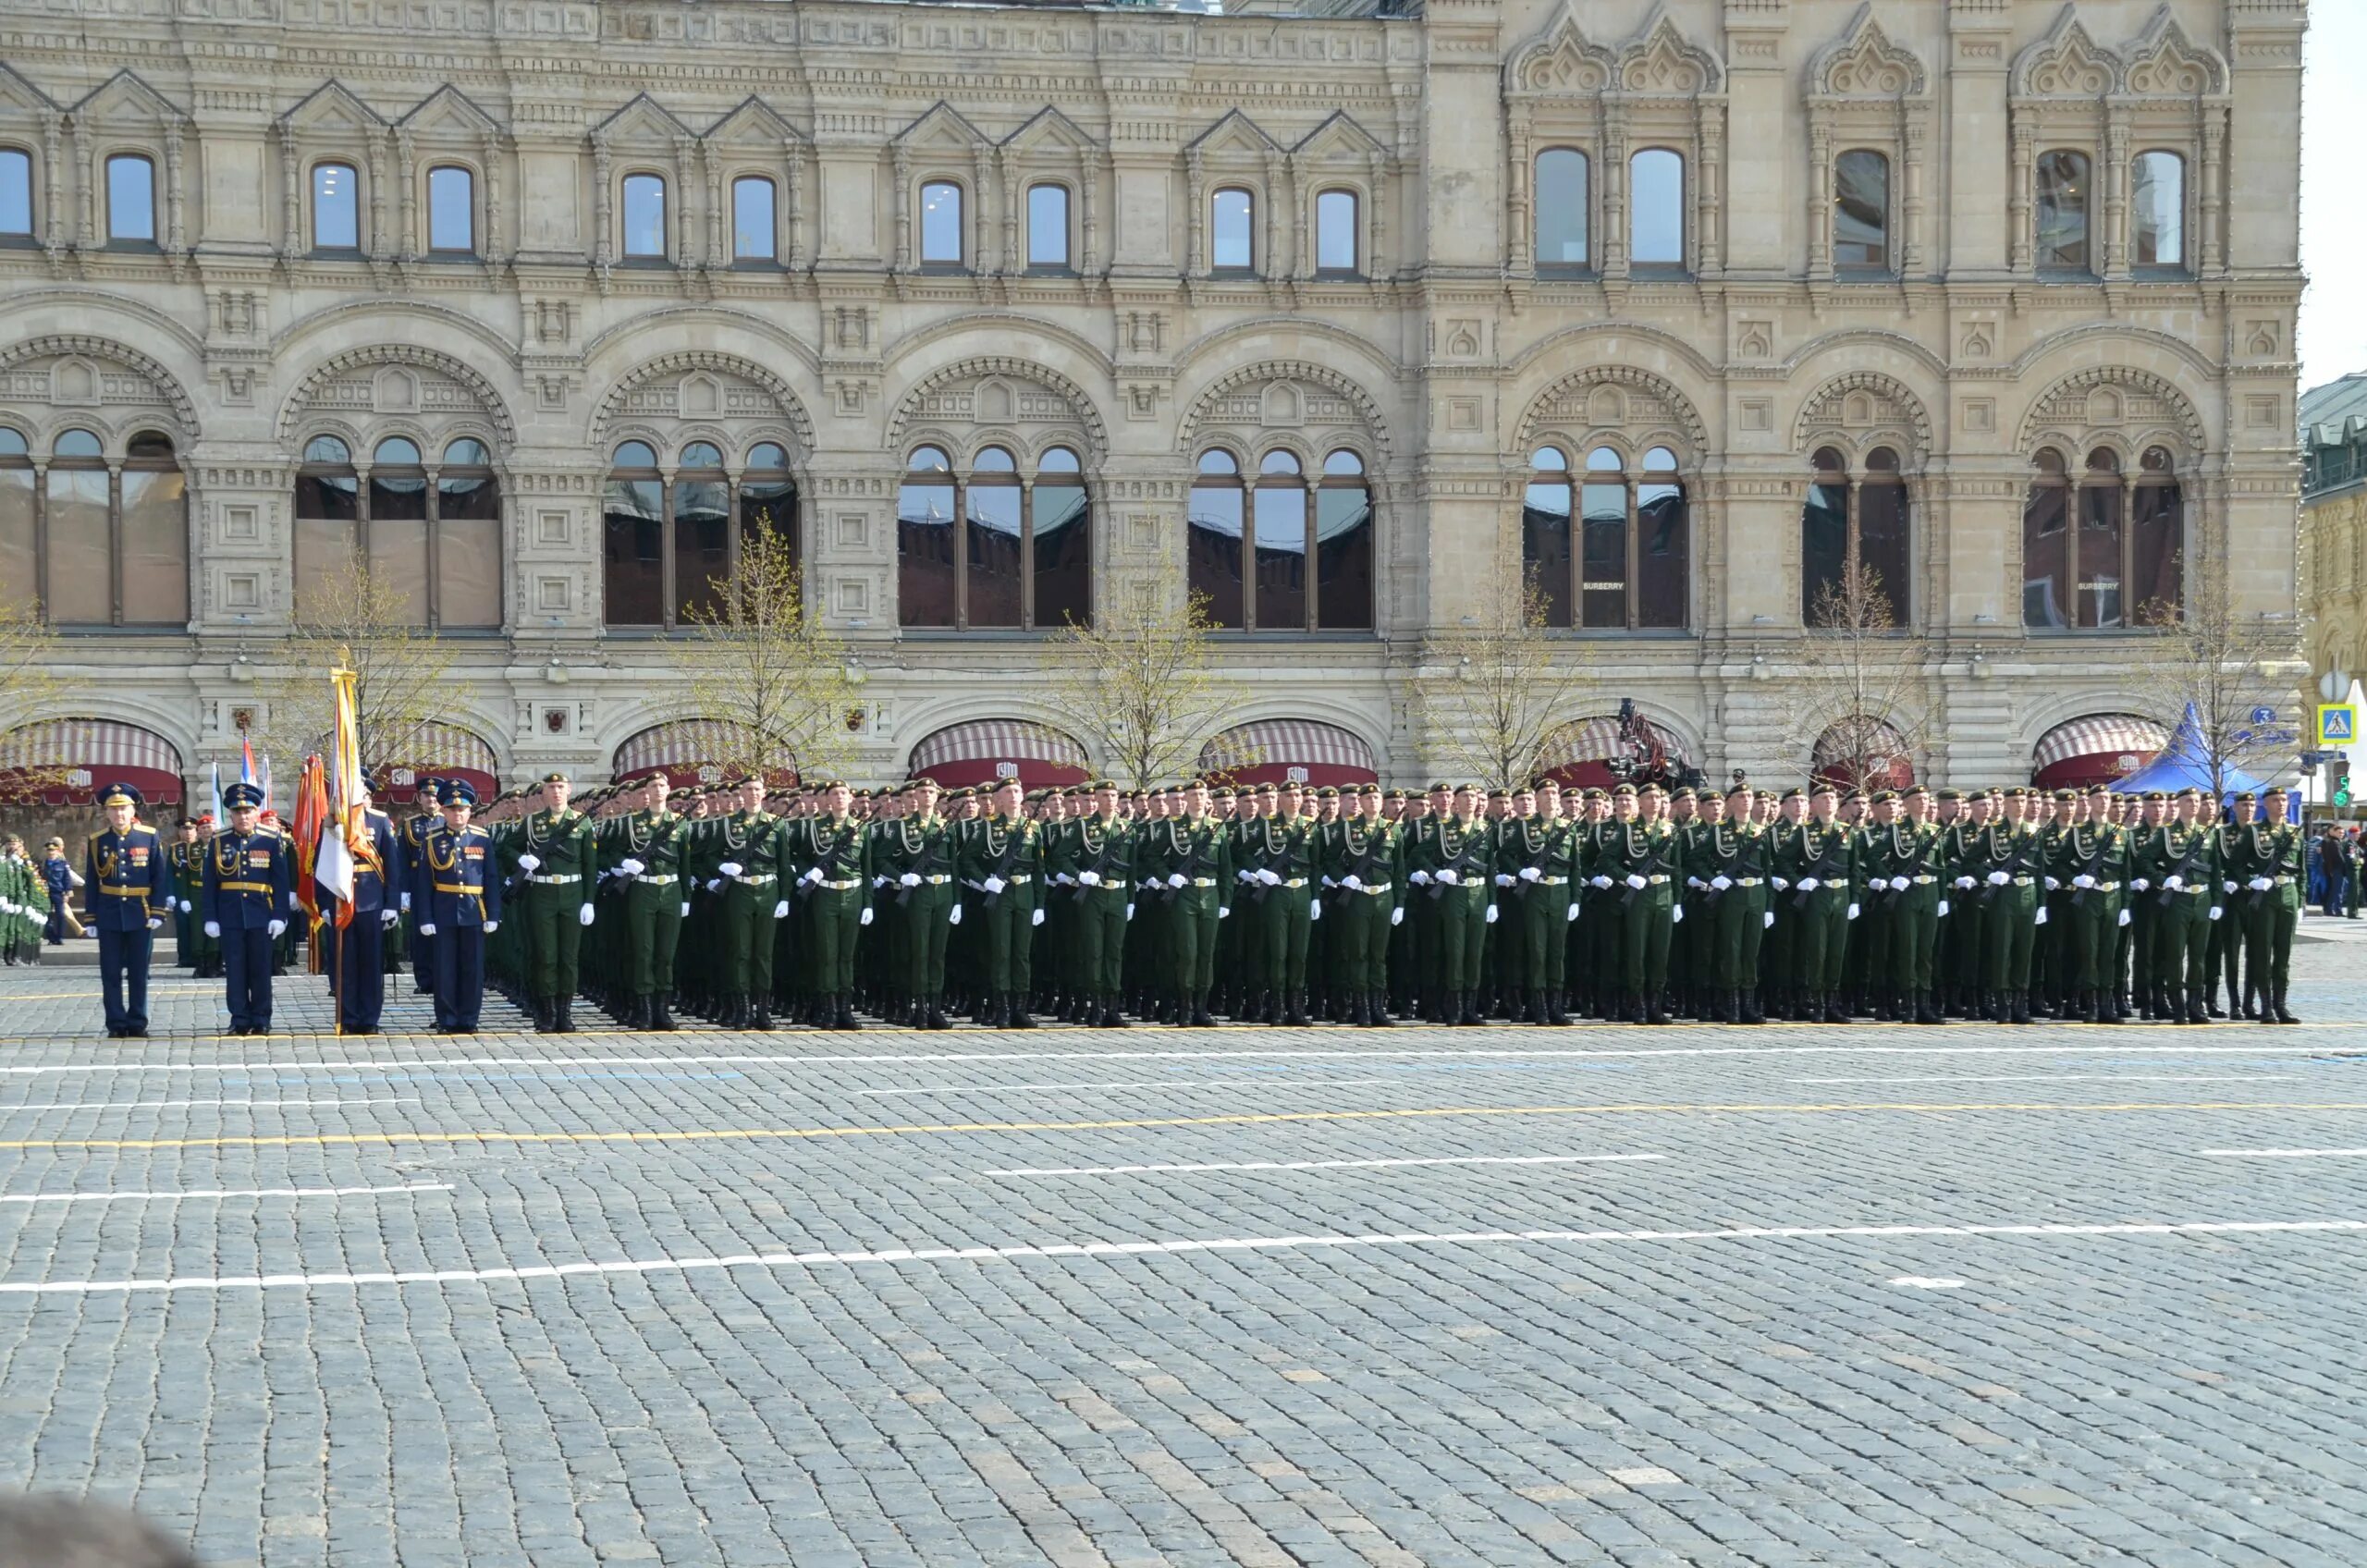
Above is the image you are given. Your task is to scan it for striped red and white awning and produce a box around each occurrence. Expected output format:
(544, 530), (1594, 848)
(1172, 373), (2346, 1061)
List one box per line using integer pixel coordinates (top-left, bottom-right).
(2032, 713), (2165, 789)
(611, 720), (799, 790)
(1197, 720), (1378, 787)
(0, 717), (185, 804)
(1811, 719), (1915, 790)
(908, 719), (1089, 789)
(371, 721), (499, 801)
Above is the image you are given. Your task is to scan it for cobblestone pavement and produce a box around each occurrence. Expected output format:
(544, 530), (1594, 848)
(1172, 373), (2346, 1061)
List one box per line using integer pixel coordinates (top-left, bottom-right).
(0, 942), (2361, 1568)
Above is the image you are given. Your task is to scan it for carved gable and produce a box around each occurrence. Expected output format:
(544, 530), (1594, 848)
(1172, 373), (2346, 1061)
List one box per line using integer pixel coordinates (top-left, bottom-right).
(1617, 7), (1721, 98)
(1506, 6), (1614, 98)
(2121, 7), (2227, 98)
(1002, 106), (1097, 156)
(1184, 110), (1281, 162)
(2012, 9), (2119, 100)
(397, 85), (499, 142)
(1292, 111), (1388, 167)
(280, 80), (386, 135)
(593, 93), (693, 151)
(893, 102), (990, 153)
(70, 69), (187, 129)
(705, 96), (803, 149)
(1811, 5), (1926, 100)
(0, 63), (59, 120)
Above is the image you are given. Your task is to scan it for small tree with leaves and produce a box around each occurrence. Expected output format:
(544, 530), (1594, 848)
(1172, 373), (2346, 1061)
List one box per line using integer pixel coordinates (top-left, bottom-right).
(1044, 562), (1252, 790)
(1417, 571), (1587, 791)
(2132, 523), (2307, 794)
(1788, 561), (1930, 788)
(678, 528), (861, 784)
(260, 556), (472, 774)
(0, 591), (66, 802)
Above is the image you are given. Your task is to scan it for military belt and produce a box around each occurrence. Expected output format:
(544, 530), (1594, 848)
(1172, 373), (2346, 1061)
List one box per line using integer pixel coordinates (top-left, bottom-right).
(1188, 876), (1218, 888)
(1282, 876), (1308, 888)
(730, 873), (779, 886)
(1735, 876), (1764, 887)
(1646, 874), (1672, 885)
(1536, 876), (1568, 886)
(1355, 882), (1394, 896)
(2011, 875), (2035, 886)
(815, 877), (860, 891)
(1007, 874), (1034, 885)
(2096, 881), (2121, 892)
(2171, 885), (2208, 896)
(1911, 875), (1937, 885)
(432, 883), (484, 897)
(528, 873), (583, 885)
(2274, 874), (2297, 885)
(632, 874), (679, 886)
(921, 875), (953, 886)
(215, 880), (275, 895)
(98, 885), (153, 897)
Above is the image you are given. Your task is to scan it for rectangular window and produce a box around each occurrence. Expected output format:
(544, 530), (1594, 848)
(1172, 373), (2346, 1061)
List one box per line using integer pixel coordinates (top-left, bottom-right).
(1032, 480), (1090, 630)
(672, 478), (730, 621)
(919, 181), (963, 265)
(964, 482), (1024, 629)
(1523, 477), (1574, 628)
(436, 473), (501, 630)
(118, 469), (187, 625)
(2132, 151), (2185, 269)
(43, 470), (109, 623)
(1211, 188), (1253, 272)
(1315, 190), (1357, 274)
(1187, 483), (1245, 628)
(1533, 150), (1588, 269)
(313, 163), (359, 251)
(0, 469), (34, 599)
(1628, 150), (1683, 266)
(1578, 480), (1626, 628)
(105, 154), (154, 243)
(1834, 150), (1889, 272)
(622, 174), (667, 259)
(897, 474), (958, 628)
(2021, 475), (2071, 630)
(732, 177), (775, 262)
(602, 477), (665, 627)
(1026, 184), (1070, 269)
(0, 149), (31, 238)
(2034, 150), (2091, 272)
(1252, 485), (1307, 631)
(427, 166), (473, 252)
(1315, 484), (1373, 631)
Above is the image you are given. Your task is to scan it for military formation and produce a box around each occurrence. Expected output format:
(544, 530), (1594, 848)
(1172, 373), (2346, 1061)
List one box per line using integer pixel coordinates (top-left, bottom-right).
(48, 766), (2317, 1035)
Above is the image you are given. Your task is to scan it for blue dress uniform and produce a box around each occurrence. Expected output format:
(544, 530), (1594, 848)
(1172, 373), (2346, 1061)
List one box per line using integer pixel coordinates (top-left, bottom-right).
(397, 783), (441, 995)
(84, 785), (173, 1038)
(202, 783), (295, 1035)
(324, 806), (401, 1035)
(40, 846), (70, 946)
(412, 780), (502, 1032)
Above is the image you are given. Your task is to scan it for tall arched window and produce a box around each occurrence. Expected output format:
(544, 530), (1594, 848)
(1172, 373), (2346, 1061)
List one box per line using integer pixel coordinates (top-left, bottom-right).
(599, 438), (778, 630)
(294, 435), (359, 611)
(0, 149), (31, 240)
(435, 438), (501, 630)
(898, 446), (1092, 631)
(105, 154), (155, 244)
(1026, 183), (1071, 270)
(731, 177), (776, 262)
(740, 443), (798, 579)
(2035, 150), (2091, 273)
(0, 429), (31, 606)
(1834, 150), (1889, 273)
(1253, 451), (1307, 631)
(603, 440), (666, 628)
(427, 165), (474, 253)
(1315, 190), (1359, 276)
(2132, 151), (2185, 270)
(2024, 445), (2168, 631)
(1801, 447), (1909, 626)
(1315, 450), (1374, 631)
(32, 428), (185, 628)
(1184, 447), (1370, 634)
(1188, 449), (1246, 628)
(672, 442), (730, 621)
(1211, 187), (1254, 273)
(1628, 149), (1684, 267)
(312, 162), (360, 251)
(366, 437), (429, 621)
(1533, 150), (1588, 271)
(1523, 447), (1575, 628)
(621, 173), (667, 259)
(2130, 446), (2184, 621)
(919, 180), (963, 266)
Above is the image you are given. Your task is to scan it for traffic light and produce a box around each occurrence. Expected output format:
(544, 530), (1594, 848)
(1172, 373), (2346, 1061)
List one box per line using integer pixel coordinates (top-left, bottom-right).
(2334, 756), (2354, 809)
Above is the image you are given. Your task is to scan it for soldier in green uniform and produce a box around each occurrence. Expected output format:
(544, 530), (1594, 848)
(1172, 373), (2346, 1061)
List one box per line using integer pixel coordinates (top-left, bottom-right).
(605, 774), (692, 1029)
(1319, 783), (1404, 1027)
(0, 834), (36, 965)
(1851, 790), (1912, 1021)
(1046, 779), (1134, 1027)
(877, 778), (957, 1030)
(1142, 779), (1231, 1026)
(1245, 782), (1318, 1025)
(2130, 787), (2222, 1025)
(2228, 790), (2303, 1023)
(1494, 781), (1576, 1024)
(1771, 783), (1857, 1023)
(2048, 787), (2129, 1024)
(956, 778), (1042, 1028)
(1586, 783), (1679, 1023)
(698, 776), (790, 1030)
(497, 773), (596, 1033)
(1407, 784), (1493, 1026)
(1685, 781), (1769, 1024)
(784, 779), (870, 1030)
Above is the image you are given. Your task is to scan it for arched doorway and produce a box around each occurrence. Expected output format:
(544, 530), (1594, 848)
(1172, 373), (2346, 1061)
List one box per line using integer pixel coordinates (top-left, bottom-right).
(1196, 719), (1378, 788)
(1811, 719), (1915, 791)
(2031, 713), (2165, 790)
(907, 719), (1089, 790)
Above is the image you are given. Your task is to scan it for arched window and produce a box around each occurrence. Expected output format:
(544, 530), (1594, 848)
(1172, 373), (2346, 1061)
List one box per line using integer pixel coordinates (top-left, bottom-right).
(731, 177), (775, 263)
(673, 442), (729, 622)
(1533, 149), (1588, 271)
(600, 438), (789, 630)
(2035, 150), (2091, 273)
(427, 165), (473, 253)
(740, 443), (799, 582)
(1253, 450), (1307, 631)
(1188, 449), (1245, 628)
(2024, 446), (2160, 631)
(0, 429), (31, 607)
(1522, 447), (1575, 628)
(1316, 450), (1374, 631)
(2132, 151), (2185, 270)
(32, 428), (186, 628)
(1027, 183), (1071, 270)
(898, 445), (1092, 631)
(105, 154), (155, 244)
(1315, 190), (1359, 276)
(919, 180), (963, 266)
(435, 438), (501, 630)
(1801, 447), (1909, 626)
(0, 149), (31, 239)
(312, 162), (360, 251)
(1628, 149), (1684, 267)
(1211, 187), (1254, 273)
(365, 437), (429, 622)
(2130, 446), (2184, 622)
(621, 173), (668, 260)
(294, 434), (359, 612)
(1834, 150), (1889, 273)
(603, 440), (665, 628)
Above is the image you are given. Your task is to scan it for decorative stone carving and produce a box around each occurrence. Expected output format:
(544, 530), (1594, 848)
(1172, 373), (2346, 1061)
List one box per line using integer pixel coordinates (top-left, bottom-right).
(592, 351), (815, 455)
(0, 336), (197, 438)
(1177, 361), (1389, 457)
(1521, 364), (1707, 459)
(2017, 367), (2207, 459)
(276, 345), (515, 446)
(887, 358), (1103, 455)
(1794, 372), (1932, 462)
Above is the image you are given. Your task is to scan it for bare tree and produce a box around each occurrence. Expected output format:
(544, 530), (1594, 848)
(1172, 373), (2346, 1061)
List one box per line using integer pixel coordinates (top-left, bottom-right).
(259, 556), (471, 772)
(678, 528), (861, 783)
(0, 590), (66, 801)
(1416, 571), (1587, 791)
(1788, 562), (1931, 788)
(1043, 561), (1252, 790)
(2132, 524), (2307, 794)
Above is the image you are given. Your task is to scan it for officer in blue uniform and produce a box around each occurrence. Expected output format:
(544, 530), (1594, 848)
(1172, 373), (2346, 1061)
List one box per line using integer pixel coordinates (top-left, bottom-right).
(412, 778), (501, 1033)
(84, 783), (172, 1038)
(324, 784), (401, 1035)
(396, 778), (441, 995)
(202, 781), (293, 1036)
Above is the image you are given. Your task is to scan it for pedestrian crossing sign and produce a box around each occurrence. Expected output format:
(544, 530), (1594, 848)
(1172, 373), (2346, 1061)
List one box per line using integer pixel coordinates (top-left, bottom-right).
(2317, 703), (2359, 748)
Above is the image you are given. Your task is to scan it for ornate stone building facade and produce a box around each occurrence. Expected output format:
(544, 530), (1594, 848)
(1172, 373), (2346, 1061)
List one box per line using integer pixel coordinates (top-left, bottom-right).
(0, 0), (2308, 796)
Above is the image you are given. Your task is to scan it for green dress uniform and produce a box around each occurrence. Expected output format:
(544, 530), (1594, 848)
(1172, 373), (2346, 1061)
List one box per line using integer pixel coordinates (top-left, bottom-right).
(499, 802), (597, 1033)
(956, 811), (1042, 1028)
(1233, 812), (1317, 1025)
(1140, 813), (1230, 1026)
(1588, 816), (1680, 1024)
(1855, 817), (1939, 1023)
(1044, 809), (1135, 1027)
(2130, 815), (2222, 1025)
(2227, 818), (2304, 1023)
(877, 809), (957, 1028)
(1320, 814), (1404, 1028)
(698, 806), (790, 1030)
(1968, 818), (2044, 1023)
(1770, 818), (1857, 1023)
(1495, 813), (1576, 1025)
(606, 804), (692, 1029)
(1409, 814), (1494, 1027)
(1, 847), (37, 964)
(398, 809), (438, 994)
(1687, 816), (1771, 1024)
(788, 811), (871, 1029)
(2050, 815), (2130, 1024)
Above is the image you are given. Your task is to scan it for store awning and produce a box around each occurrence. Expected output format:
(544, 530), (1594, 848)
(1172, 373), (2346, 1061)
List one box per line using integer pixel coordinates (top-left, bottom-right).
(2031, 714), (2165, 790)
(1197, 720), (1378, 788)
(1533, 715), (1691, 790)
(370, 721), (500, 803)
(1812, 720), (1915, 791)
(0, 717), (184, 806)
(611, 720), (798, 791)
(908, 719), (1089, 789)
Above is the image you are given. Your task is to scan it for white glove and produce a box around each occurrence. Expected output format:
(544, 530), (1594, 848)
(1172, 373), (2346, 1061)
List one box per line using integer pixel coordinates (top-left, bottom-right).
(2118, 907), (2132, 927)
(266, 918), (287, 938)
(1495, 874), (1514, 888)
(1711, 876), (1732, 891)
(2073, 875), (2095, 889)
(1391, 906), (1404, 926)
(1079, 871), (1100, 888)
(147, 916), (163, 931)
(705, 878), (722, 893)
(1936, 899), (1950, 917)
(1126, 903), (1135, 921)
(1054, 873), (1074, 887)
(517, 853), (540, 872)
(2045, 876), (2060, 890)
(717, 861), (743, 878)
(1218, 906), (1231, 919)
(2033, 906), (2048, 925)
(1846, 902), (1859, 921)
(2131, 878), (2151, 892)
(1669, 903), (1683, 925)
(1625, 874), (1646, 890)
(399, 892), (411, 913)
(620, 858), (645, 876)
(483, 920), (498, 934)
(178, 898), (192, 913)
(2209, 905), (2222, 922)
(858, 906), (873, 927)
(984, 876), (1006, 897)
(771, 899), (790, 919)
(900, 873), (921, 888)
(2223, 879), (2238, 894)
(1955, 876), (1975, 890)
(1763, 912), (1775, 928)
(1566, 902), (1580, 923)
(2165, 875), (2185, 891)
(1798, 876), (1821, 892)
(1168, 873), (1185, 889)
(381, 909), (399, 928)
(680, 901), (690, 918)
(1485, 903), (1499, 925)
(1890, 876), (1909, 892)
(1309, 899), (1322, 922)
(1411, 870), (1432, 886)
(415, 922), (434, 937)
(1343, 875), (1363, 891)
(1987, 870), (2010, 886)
(1520, 866), (1541, 883)
(1686, 876), (1705, 890)
(578, 904), (595, 927)
(1258, 868), (1282, 887)
(2251, 876), (2274, 892)
(1772, 877), (1790, 891)
(1436, 869), (1458, 887)
(949, 904), (963, 925)
(872, 876), (888, 889)
(1031, 908), (1046, 927)
(1590, 875), (1613, 890)
(802, 865), (824, 886)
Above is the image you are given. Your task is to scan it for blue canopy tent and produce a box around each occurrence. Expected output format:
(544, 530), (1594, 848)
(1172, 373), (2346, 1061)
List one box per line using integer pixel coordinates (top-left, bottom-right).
(2112, 703), (2283, 802)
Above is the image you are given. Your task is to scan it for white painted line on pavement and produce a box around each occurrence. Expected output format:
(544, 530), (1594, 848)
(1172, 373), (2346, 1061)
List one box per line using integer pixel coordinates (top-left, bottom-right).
(859, 1077), (1395, 1098)
(1889, 1277), (1968, 1289)
(1, 1218), (2356, 1297)
(984, 1153), (1668, 1177)
(1793, 1074), (2287, 1086)
(0, 1096), (424, 1115)
(2197, 1148), (2367, 1158)
(0, 1182), (453, 1207)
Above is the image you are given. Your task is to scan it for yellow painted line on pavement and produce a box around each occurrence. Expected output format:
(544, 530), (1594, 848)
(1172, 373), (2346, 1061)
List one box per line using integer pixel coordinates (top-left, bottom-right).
(0, 1100), (2362, 1152)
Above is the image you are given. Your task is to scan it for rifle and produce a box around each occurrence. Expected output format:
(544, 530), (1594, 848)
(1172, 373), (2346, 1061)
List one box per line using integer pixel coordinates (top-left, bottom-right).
(973, 819), (1034, 904)
(1425, 822), (1487, 900)
(1329, 822), (1395, 908)
(1069, 819), (1126, 903)
(1788, 826), (1848, 911)
(1621, 827), (1677, 909)
(893, 823), (953, 907)
(1977, 827), (2038, 905)
(1155, 823), (1219, 902)
(794, 819), (857, 903)
(2153, 825), (2214, 908)
(2066, 827), (2121, 910)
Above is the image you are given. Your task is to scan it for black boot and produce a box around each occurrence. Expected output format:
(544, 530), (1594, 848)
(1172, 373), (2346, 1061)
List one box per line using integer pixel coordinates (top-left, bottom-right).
(1009, 993), (1036, 1028)
(1546, 988), (1572, 1027)
(2274, 983), (2300, 1024)
(533, 998), (554, 1033)
(836, 995), (862, 1031)
(2010, 989), (2032, 1025)
(1283, 990), (1310, 1027)
(1367, 990), (1395, 1028)
(557, 998), (576, 1035)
